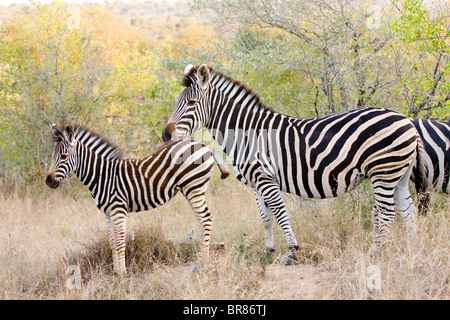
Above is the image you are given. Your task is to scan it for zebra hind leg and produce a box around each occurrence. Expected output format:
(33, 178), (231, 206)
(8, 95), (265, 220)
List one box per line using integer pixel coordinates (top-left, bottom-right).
(394, 165), (416, 235)
(184, 190), (212, 265)
(369, 202), (396, 254)
(369, 178), (403, 253)
(368, 176), (398, 253)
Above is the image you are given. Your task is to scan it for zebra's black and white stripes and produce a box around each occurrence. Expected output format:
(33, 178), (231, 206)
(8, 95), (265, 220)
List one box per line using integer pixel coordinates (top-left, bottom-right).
(46, 124), (229, 275)
(411, 118), (450, 213)
(163, 64), (427, 264)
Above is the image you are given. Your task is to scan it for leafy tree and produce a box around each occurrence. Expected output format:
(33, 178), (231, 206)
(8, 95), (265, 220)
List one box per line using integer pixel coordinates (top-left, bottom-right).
(391, 0), (450, 119)
(190, 0), (398, 117)
(0, 2), (112, 180)
(0, 1), (168, 185)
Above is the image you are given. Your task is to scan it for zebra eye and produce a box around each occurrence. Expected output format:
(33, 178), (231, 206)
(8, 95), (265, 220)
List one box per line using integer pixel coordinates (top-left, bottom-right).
(187, 100), (197, 105)
(60, 153), (68, 160)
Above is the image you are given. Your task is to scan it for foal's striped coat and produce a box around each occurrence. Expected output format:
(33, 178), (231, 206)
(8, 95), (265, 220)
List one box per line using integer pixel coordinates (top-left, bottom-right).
(46, 124), (229, 275)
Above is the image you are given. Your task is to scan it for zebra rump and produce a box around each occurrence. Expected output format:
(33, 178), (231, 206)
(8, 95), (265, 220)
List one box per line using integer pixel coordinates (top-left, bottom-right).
(410, 118), (450, 213)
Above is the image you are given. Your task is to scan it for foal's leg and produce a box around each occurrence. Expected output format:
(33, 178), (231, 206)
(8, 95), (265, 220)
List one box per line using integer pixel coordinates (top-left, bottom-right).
(183, 189), (212, 260)
(106, 206), (128, 276)
(104, 213), (120, 274)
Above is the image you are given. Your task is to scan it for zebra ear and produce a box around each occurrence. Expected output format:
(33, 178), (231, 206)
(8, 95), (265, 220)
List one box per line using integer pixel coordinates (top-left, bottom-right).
(51, 124), (64, 142)
(184, 64), (194, 75)
(197, 64), (210, 89)
(65, 125), (74, 141)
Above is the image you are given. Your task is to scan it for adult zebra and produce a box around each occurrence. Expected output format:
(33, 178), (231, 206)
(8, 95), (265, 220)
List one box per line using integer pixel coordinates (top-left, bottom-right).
(410, 118), (450, 214)
(46, 123), (229, 275)
(162, 64), (427, 265)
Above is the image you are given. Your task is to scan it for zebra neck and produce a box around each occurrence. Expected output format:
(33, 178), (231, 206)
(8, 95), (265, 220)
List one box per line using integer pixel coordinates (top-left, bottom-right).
(74, 144), (108, 194)
(207, 87), (275, 159)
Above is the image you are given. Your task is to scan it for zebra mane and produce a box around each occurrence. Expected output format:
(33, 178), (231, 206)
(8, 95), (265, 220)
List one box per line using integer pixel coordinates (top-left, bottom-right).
(182, 65), (273, 113)
(72, 124), (124, 160)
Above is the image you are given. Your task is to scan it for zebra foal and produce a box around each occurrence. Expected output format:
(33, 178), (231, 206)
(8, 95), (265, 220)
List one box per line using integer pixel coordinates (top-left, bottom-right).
(46, 123), (229, 275)
(162, 64), (428, 265)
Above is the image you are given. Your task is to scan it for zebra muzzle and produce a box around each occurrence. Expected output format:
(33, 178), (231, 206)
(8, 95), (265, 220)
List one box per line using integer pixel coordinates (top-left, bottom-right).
(46, 174), (59, 189)
(162, 123), (176, 142)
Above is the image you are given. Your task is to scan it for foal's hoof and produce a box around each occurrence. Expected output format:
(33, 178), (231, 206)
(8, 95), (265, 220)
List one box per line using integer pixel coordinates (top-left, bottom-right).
(283, 254), (299, 266)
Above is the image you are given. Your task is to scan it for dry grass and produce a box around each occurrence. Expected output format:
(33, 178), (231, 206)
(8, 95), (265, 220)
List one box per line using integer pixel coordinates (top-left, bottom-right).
(0, 174), (448, 300)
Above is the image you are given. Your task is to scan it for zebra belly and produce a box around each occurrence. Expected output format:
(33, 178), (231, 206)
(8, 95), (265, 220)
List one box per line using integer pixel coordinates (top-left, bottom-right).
(128, 186), (177, 212)
(234, 160), (367, 199)
(283, 168), (366, 199)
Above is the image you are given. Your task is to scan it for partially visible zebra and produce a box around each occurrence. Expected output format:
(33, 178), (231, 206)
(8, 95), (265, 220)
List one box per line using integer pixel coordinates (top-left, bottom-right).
(410, 118), (450, 214)
(162, 64), (427, 265)
(46, 123), (229, 275)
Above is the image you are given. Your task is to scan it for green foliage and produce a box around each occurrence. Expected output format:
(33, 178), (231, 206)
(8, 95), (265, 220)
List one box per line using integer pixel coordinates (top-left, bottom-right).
(236, 233), (273, 266)
(391, 0), (450, 119)
(190, 0), (450, 120)
(0, 1), (176, 186)
(2, 0), (450, 188)
(191, 0), (401, 117)
(0, 2), (109, 181)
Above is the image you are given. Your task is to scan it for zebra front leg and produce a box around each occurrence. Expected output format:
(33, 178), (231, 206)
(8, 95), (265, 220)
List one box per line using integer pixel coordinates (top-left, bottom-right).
(255, 179), (299, 266)
(254, 189), (275, 254)
(106, 206), (128, 276)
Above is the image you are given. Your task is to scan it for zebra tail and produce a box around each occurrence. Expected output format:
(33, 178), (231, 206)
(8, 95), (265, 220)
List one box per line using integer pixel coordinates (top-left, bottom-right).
(414, 136), (430, 214)
(212, 152), (230, 179)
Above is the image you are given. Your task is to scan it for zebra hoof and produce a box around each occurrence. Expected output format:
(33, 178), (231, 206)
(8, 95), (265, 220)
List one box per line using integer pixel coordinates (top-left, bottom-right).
(283, 254), (299, 266)
(264, 247), (275, 255)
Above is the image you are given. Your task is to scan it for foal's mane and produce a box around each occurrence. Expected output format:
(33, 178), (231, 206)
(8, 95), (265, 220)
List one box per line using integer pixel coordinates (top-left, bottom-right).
(72, 124), (124, 160)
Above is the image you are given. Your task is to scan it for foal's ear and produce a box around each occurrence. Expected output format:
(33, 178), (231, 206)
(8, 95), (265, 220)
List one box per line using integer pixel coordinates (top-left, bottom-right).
(184, 64), (194, 75)
(65, 125), (74, 141)
(51, 124), (64, 142)
(196, 64), (211, 89)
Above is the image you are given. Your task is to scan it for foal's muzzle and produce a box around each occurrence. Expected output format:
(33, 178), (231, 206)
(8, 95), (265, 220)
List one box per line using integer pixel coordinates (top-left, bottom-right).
(46, 174), (59, 189)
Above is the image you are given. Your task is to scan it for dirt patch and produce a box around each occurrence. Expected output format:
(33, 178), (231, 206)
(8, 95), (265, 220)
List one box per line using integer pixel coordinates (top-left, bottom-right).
(166, 261), (331, 299)
(264, 264), (331, 299)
